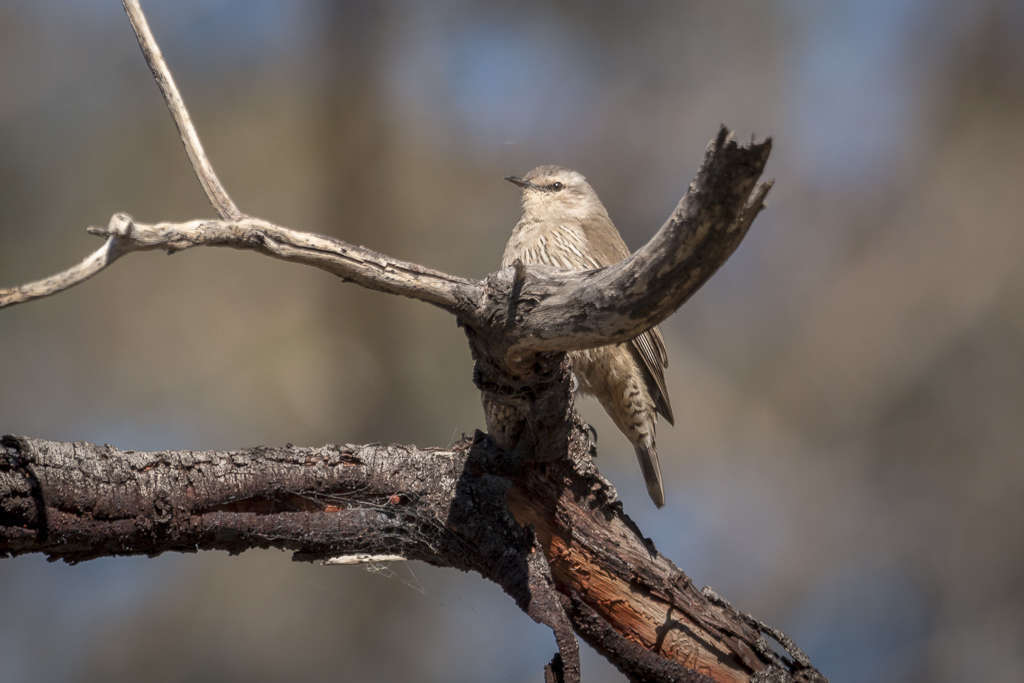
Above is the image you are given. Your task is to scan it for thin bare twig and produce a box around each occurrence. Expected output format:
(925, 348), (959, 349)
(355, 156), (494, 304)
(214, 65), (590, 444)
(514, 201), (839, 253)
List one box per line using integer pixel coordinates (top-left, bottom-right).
(0, 236), (126, 308)
(122, 0), (243, 220)
(0, 213), (480, 313)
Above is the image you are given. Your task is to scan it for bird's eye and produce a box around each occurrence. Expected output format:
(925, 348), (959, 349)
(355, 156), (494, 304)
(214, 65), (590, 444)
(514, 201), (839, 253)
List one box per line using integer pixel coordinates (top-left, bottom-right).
(551, 182), (564, 191)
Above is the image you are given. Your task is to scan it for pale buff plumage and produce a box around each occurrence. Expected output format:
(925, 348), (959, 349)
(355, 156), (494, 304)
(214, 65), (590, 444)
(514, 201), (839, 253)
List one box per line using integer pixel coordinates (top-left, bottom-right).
(502, 165), (674, 507)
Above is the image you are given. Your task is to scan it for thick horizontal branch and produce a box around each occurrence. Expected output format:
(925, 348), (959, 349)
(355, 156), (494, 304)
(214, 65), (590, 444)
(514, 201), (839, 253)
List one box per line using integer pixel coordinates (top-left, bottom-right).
(0, 435), (468, 563)
(1, 434), (823, 683)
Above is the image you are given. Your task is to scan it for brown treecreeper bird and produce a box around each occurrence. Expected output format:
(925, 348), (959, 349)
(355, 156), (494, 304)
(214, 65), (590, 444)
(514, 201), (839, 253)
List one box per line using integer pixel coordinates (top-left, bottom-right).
(503, 165), (674, 507)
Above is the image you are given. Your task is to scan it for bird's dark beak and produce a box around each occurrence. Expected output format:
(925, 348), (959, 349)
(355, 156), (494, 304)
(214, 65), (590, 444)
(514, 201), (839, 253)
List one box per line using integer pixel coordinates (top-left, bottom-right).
(504, 175), (531, 189)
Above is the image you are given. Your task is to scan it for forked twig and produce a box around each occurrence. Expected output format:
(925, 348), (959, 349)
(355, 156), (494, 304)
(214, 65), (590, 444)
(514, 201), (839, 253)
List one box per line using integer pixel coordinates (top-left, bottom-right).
(0, 4), (773, 360)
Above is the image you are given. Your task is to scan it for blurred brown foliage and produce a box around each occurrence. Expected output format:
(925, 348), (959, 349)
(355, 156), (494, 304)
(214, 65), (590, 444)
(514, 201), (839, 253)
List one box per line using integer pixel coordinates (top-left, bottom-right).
(2, 2), (1023, 681)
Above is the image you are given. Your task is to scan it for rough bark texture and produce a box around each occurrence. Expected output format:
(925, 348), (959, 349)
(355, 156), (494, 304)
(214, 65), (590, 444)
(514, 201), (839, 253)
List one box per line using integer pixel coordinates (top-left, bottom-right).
(1, 430), (822, 683)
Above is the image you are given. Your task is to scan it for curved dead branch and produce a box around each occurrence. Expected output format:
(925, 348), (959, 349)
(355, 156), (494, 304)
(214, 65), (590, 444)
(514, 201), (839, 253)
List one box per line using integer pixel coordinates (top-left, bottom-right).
(504, 129), (773, 354)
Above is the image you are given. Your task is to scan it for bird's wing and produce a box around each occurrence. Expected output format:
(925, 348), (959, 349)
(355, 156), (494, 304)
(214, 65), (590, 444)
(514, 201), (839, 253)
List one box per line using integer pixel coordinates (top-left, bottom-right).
(579, 218), (675, 424)
(629, 328), (674, 425)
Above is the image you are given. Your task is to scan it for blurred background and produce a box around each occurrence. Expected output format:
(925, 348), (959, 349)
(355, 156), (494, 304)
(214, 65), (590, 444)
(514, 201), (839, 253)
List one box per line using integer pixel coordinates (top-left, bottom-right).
(1, 1), (1022, 681)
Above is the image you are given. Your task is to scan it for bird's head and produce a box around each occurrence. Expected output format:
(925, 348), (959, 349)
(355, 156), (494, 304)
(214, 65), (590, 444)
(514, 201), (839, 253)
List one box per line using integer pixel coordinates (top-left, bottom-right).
(505, 165), (605, 221)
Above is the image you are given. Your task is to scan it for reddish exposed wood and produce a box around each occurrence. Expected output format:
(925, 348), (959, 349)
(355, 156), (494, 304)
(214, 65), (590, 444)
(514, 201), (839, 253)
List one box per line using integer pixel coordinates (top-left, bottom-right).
(508, 467), (754, 683)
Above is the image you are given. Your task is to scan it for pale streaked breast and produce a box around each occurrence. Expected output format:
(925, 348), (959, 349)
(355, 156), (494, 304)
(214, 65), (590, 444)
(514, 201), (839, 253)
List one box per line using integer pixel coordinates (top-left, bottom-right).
(501, 221), (603, 271)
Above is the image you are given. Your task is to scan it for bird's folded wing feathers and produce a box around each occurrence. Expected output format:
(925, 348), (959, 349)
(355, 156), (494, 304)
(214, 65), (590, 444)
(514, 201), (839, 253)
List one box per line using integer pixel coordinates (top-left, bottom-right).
(629, 328), (674, 425)
(575, 219), (675, 425)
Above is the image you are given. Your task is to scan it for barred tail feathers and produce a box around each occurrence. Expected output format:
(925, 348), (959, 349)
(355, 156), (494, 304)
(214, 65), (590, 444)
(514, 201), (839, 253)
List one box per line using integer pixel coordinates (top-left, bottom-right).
(634, 443), (665, 508)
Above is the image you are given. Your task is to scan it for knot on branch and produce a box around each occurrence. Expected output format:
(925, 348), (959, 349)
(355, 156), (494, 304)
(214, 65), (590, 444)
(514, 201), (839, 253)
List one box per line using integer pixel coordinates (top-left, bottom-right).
(86, 212), (135, 239)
